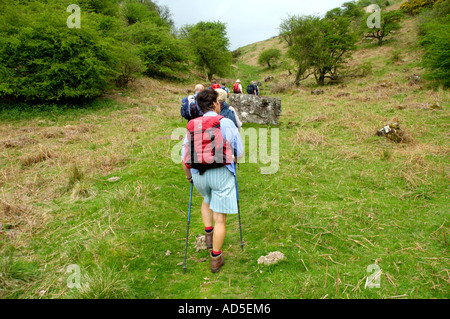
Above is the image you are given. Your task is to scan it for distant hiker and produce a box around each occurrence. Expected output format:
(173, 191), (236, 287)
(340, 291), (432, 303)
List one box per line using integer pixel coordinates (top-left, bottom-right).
(215, 88), (242, 131)
(210, 80), (221, 90)
(221, 82), (230, 97)
(181, 89), (243, 273)
(233, 79), (243, 94)
(195, 84), (205, 94)
(180, 84), (204, 121)
(247, 81), (258, 95)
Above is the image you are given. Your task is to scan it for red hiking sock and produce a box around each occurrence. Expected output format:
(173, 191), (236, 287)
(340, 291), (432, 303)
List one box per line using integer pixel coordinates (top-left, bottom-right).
(205, 226), (213, 233)
(212, 250), (222, 257)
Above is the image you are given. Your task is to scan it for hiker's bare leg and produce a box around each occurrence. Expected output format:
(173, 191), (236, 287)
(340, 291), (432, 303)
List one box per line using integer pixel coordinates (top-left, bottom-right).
(212, 212), (226, 252)
(201, 201), (213, 229)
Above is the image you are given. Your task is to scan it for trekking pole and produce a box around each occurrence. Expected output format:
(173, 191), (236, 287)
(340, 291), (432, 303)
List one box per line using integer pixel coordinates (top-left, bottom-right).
(183, 182), (194, 274)
(234, 161), (244, 251)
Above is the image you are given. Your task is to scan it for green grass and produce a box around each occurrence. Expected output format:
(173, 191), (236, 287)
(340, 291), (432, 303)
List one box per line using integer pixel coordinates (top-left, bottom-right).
(0, 72), (448, 299)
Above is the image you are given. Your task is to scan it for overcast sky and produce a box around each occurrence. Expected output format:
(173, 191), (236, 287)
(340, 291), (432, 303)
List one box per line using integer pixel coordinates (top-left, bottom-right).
(156, 0), (347, 50)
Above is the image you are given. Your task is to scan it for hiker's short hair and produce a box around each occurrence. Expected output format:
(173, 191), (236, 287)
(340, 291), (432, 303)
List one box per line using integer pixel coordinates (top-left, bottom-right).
(197, 89), (218, 113)
(195, 84), (204, 93)
(215, 88), (228, 103)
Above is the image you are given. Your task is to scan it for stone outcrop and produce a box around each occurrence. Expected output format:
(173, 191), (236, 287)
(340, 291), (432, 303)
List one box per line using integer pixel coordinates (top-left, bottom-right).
(228, 94), (281, 126)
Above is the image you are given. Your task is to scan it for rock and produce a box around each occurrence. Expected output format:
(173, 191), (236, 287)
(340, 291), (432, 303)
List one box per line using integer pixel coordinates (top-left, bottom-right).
(311, 89), (324, 95)
(228, 94), (281, 126)
(376, 123), (403, 143)
(408, 74), (421, 86)
(257, 251), (286, 266)
(264, 76), (274, 82)
(107, 176), (121, 182)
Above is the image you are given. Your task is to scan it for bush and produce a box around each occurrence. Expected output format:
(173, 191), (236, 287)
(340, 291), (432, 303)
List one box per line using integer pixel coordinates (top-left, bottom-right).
(0, 0), (185, 102)
(270, 81), (294, 94)
(416, 0), (450, 87)
(419, 18), (450, 87)
(0, 1), (125, 102)
(400, 0), (444, 15)
(127, 22), (187, 78)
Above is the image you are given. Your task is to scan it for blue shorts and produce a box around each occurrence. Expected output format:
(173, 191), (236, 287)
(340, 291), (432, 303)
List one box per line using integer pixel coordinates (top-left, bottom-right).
(192, 166), (238, 215)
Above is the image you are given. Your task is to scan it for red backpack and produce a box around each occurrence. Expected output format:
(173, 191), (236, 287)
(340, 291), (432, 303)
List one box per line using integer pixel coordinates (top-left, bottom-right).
(233, 83), (240, 93)
(184, 115), (233, 175)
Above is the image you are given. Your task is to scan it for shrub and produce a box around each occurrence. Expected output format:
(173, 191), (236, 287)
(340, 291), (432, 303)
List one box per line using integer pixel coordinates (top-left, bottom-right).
(416, 0), (450, 87)
(419, 18), (450, 87)
(400, 0), (444, 15)
(127, 22), (187, 78)
(0, 0), (187, 103)
(0, 1), (124, 102)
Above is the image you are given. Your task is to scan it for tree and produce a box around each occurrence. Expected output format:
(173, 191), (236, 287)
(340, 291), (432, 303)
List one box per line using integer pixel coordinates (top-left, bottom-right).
(279, 15), (298, 46)
(280, 15), (357, 85)
(258, 48), (281, 69)
(181, 21), (232, 81)
(361, 9), (404, 46)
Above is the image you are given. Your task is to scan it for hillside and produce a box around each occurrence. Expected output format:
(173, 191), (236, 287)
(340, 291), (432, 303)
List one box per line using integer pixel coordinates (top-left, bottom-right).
(0, 2), (448, 300)
(230, 6), (424, 91)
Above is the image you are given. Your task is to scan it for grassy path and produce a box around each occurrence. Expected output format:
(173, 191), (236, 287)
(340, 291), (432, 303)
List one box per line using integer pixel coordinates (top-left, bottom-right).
(1, 72), (448, 298)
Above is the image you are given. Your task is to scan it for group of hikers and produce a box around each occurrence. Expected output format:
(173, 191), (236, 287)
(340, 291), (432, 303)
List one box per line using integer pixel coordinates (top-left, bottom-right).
(180, 80), (255, 273)
(231, 79), (259, 96)
(211, 79), (260, 96)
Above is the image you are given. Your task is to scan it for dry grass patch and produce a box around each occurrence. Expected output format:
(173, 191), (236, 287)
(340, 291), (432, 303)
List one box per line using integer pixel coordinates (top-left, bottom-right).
(19, 145), (55, 167)
(295, 128), (326, 146)
(304, 114), (328, 123)
(93, 153), (129, 174)
(0, 198), (45, 241)
(1, 136), (38, 149)
(42, 127), (64, 139)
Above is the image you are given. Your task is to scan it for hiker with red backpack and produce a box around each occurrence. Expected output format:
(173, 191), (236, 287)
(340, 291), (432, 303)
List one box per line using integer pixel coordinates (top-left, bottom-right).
(181, 89), (243, 273)
(233, 79), (243, 94)
(210, 80), (221, 90)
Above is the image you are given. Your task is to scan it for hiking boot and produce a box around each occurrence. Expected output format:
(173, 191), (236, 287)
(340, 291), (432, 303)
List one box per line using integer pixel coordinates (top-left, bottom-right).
(205, 230), (213, 250)
(210, 253), (225, 273)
